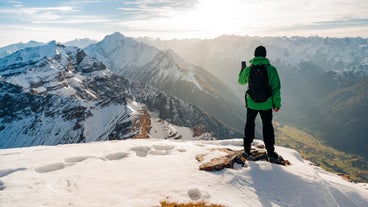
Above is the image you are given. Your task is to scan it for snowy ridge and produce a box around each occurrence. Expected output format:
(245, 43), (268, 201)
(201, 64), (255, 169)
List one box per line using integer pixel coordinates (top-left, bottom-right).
(85, 32), (213, 95)
(141, 35), (368, 75)
(334, 64), (368, 78)
(0, 41), (59, 70)
(0, 138), (367, 207)
(63, 38), (97, 49)
(330, 63), (368, 88)
(0, 40), (44, 58)
(140, 50), (204, 90)
(0, 42), (109, 97)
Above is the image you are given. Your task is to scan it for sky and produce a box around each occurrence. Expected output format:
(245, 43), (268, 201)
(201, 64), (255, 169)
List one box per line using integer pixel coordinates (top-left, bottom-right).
(0, 0), (368, 46)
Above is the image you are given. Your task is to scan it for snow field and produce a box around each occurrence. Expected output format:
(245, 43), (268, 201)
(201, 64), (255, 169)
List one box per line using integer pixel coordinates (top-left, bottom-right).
(0, 138), (367, 207)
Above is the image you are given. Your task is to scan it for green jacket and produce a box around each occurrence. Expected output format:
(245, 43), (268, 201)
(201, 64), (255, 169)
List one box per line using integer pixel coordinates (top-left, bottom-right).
(238, 57), (281, 110)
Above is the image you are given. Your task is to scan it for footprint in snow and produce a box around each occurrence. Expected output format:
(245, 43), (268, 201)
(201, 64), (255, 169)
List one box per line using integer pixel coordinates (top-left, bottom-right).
(35, 163), (66, 173)
(65, 156), (94, 164)
(150, 144), (175, 155)
(152, 144), (175, 151)
(104, 152), (129, 160)
(35, 152), (130, 174)
(0, 152), (21, 156)
(187, 188), (211, 201)
(0, 168), (27, 178)
(0, 180), (5, 191)
(130, 146), (151, 157)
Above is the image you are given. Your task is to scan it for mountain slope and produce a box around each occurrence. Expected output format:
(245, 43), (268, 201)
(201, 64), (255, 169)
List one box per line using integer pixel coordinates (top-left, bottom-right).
(280, 64), (368, 157)
(0, 41), (239, 148)
(0, 138), (367, 207)
(0, 42), (135, 147)
(85, 32), (244, 134)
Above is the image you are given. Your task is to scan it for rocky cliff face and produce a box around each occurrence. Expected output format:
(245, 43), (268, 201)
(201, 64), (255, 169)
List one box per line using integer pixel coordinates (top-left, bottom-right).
(87, 74), (241, 138)
(0, 43), (135, 148)
(0, 41), (241, 149)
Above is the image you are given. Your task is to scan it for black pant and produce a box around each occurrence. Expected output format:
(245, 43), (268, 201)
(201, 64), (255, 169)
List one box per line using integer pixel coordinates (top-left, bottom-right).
(243, 108), (275, 154)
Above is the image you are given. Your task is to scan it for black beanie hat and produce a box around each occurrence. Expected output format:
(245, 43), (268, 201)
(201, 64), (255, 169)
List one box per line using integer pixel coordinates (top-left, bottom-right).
(254, 46), (266, 57)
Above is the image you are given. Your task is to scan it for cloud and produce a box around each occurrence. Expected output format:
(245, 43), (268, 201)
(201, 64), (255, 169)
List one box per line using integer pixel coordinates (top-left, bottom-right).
(123, 0), (199, 10)
(118, 0), (199, 19)
(0, 6), (78, 22)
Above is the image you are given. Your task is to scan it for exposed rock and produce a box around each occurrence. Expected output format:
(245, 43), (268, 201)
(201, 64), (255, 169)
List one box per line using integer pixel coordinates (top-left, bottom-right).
(196, 148), (246, 171)
(133, 109), (151, 139)
(193, 125), (206, 137)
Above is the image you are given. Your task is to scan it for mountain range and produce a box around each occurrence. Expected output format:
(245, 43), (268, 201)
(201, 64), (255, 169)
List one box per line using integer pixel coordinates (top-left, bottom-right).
(1, 33), (368, 160)
(84, 33), (244, 133)
(0, 40), (239, 149)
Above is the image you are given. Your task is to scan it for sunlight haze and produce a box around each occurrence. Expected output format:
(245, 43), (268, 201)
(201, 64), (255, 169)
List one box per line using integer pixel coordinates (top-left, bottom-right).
(0, 0), (367, 46)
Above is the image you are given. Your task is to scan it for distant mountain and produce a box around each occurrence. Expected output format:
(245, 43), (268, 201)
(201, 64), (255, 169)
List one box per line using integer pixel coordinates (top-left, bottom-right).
(0, 42), (239, 148)
(63, 38), (97, 49)
(0, 40), (44, 58)
(140, 36), (368, 158)
(141, 35), (368, 73)
(85, 32), (244, 134)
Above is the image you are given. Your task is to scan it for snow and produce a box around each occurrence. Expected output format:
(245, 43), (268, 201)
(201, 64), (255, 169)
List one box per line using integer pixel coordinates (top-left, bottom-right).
(85, 33), (206, 92)
(149, 118), (213, 140)
(0, 138), (367, 207)
(83, 103), (130, 142)
(84, 32), (159, 70)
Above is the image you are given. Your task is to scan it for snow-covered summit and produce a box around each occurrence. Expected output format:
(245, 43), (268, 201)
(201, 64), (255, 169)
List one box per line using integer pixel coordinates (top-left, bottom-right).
(0, 138), (367, 207)
(85, 32), (158, 71)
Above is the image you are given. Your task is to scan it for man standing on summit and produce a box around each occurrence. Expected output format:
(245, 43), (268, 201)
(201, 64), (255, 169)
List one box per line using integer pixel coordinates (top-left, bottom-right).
(238, 46), (282, 163)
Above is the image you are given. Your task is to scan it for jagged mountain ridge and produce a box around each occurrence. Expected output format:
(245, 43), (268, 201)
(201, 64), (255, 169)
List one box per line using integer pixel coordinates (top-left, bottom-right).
(88, 74), (240, 138)
(0, 42), (134, 148)
(85, 32), (245, 133)
(63, 38), (97, 49)
(0, 42), (239, 148)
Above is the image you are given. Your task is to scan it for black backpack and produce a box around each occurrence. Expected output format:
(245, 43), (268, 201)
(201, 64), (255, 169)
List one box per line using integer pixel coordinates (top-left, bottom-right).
(247, 64), (271, 103)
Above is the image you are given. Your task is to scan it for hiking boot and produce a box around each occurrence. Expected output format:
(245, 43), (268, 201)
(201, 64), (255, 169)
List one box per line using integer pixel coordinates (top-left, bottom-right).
(267, 152), (285, 165)
(242, 151), (255, 161)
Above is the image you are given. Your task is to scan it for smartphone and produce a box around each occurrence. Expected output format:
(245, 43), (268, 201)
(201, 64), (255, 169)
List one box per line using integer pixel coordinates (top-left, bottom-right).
(241, 61), (246, 70)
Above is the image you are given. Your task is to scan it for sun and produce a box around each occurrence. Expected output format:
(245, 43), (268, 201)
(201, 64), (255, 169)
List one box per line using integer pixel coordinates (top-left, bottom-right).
(160, 0), (266, 39)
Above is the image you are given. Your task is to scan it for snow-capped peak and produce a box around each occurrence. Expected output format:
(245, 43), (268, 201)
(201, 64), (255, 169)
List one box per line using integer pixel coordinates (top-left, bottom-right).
(85, 32), (159, 71)
(104, 31), (126, 41)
